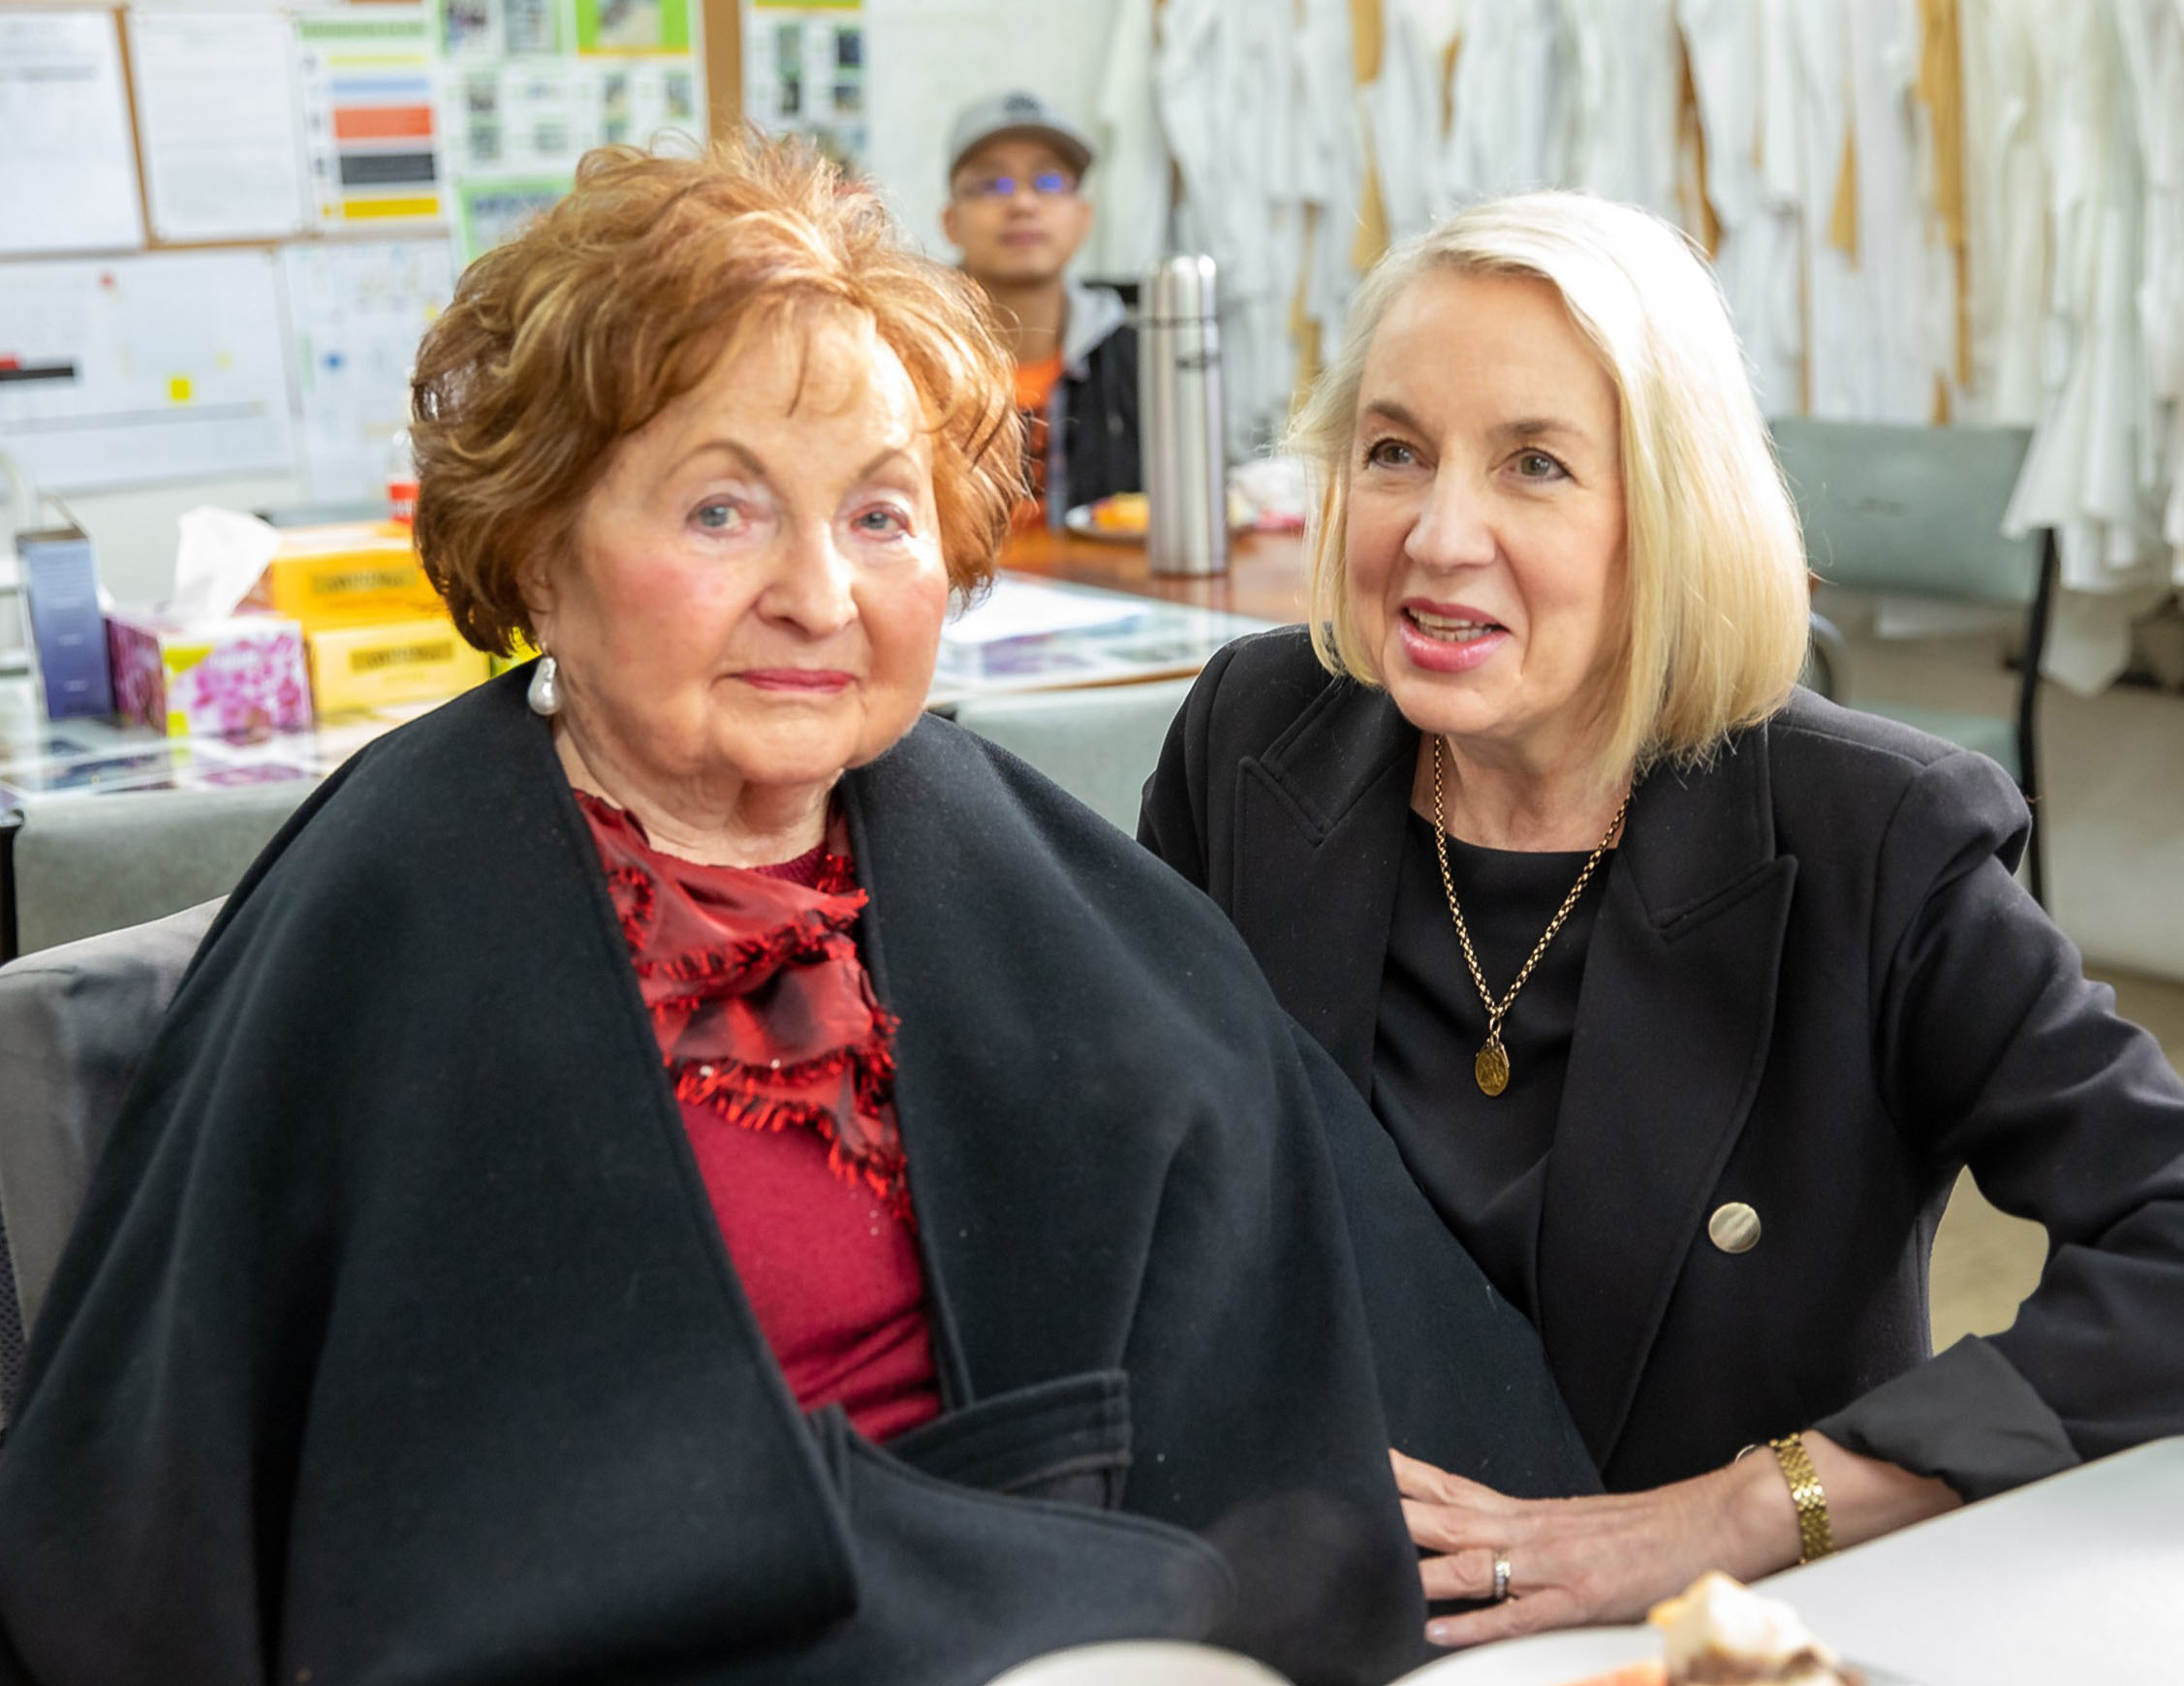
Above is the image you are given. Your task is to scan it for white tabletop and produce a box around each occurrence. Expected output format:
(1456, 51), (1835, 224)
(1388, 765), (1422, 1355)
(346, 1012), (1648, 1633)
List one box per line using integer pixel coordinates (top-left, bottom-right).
(1757, 1436), (2184, 1686)
(1402, 1439), (2184, 1686)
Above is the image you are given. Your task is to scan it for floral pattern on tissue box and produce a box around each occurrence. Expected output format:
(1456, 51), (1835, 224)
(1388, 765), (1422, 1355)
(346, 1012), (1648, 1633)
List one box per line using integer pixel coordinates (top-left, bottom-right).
(108, 613), (311, 737)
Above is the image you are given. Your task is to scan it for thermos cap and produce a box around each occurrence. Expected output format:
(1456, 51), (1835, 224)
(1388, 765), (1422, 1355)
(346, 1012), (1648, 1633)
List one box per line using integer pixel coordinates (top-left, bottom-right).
(1144, 254), (1218, 324)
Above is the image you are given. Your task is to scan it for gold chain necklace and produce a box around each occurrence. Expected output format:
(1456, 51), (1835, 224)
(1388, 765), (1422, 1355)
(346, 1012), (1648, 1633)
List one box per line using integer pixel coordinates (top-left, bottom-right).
(1430, 736), (1629, 1097)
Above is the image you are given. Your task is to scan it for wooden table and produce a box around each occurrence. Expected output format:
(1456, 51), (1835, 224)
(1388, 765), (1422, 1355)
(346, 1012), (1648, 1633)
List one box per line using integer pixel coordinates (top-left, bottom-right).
(1000, 527), (1311, 627)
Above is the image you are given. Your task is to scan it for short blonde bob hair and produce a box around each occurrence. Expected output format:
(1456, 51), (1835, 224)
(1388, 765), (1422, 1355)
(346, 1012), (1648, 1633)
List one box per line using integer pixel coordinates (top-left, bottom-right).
(1289, 191), (1809, 780)
(414, 137), (1022, 656)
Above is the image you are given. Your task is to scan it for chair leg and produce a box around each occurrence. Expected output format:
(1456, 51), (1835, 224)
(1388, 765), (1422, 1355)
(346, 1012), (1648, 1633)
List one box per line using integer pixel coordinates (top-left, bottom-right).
(2015, 533), (2059, 910)
(0, 808), (20, 965)
(1805, 610), (1850, 702)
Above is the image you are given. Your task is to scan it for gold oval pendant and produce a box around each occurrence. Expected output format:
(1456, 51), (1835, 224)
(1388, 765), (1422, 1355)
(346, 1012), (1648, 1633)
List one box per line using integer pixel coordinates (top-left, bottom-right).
(1475, 1038), (1510, 1096)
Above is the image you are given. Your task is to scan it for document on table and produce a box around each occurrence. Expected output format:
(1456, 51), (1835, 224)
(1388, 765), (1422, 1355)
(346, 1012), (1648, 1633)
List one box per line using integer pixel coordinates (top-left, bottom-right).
(0, 12), (145, 256)
(128, 11), (311, 242)
(943, 577), (1151, 646)
(929, 575), (1272, 702)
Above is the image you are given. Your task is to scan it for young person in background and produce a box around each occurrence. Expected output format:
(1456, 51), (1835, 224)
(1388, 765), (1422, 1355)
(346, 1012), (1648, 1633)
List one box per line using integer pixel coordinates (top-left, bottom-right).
(942, 90), (1140, 527)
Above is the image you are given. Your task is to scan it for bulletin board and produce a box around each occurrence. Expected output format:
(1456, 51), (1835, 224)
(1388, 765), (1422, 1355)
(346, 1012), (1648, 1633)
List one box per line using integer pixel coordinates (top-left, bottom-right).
(0, 0), (742, 501)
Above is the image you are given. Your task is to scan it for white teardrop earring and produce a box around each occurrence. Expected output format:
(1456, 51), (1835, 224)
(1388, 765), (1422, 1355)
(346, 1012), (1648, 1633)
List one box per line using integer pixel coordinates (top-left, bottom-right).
(527, 652), (562, 717)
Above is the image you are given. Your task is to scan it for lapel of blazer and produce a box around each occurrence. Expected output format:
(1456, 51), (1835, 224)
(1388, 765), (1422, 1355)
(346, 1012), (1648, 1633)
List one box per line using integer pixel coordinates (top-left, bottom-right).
(1230, 679), (1416, 1091)
(1537, 723), (1796, 1471)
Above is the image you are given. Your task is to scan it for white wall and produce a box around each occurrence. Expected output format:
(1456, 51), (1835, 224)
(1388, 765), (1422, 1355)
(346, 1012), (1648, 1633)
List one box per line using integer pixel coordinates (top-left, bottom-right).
(859, 0), (1120, 266)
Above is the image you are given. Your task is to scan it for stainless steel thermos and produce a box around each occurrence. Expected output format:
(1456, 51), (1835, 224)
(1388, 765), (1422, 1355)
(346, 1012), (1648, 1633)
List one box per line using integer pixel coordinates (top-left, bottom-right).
(1139, 255), (1228, 577)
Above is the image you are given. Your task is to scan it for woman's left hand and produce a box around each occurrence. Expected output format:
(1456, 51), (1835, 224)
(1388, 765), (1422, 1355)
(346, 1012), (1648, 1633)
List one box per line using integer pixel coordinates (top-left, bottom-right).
(1394, 1434), (1962, 1649)
(1393, 1448), (1792, 1647)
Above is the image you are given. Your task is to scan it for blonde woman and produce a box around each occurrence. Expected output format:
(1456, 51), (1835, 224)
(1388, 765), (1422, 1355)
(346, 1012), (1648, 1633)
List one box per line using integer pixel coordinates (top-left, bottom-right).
(1141, 192), (2184, 1644)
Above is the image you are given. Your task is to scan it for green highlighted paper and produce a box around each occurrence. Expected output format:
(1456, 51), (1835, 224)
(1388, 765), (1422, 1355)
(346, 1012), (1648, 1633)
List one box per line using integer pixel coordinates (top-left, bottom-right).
(573, 0), (691, 54)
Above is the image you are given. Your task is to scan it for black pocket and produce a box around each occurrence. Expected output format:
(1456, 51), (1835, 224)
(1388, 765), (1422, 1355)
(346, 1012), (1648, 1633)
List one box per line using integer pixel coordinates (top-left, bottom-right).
(750, 1404), (1232, 1686)
(883, 1368), (1132, 1511)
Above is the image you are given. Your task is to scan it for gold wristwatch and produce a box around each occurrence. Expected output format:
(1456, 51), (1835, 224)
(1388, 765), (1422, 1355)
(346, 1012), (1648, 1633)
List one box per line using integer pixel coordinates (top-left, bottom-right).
(1768, 1433), (1835, 1564)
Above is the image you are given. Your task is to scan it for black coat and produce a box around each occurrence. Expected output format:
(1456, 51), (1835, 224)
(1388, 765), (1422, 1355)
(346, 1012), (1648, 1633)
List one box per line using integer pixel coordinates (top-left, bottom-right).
(0, 667), (1589, 1686)
(1054, 320), (1141, 513)
(1140, 627), (2184, 1495)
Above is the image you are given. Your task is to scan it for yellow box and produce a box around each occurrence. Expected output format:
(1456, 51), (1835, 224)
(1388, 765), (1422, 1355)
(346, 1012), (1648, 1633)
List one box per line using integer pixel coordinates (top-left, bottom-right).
(250, 522), (445, 628)
(488, 631), (540, 679)
(306, 616), (489, 713)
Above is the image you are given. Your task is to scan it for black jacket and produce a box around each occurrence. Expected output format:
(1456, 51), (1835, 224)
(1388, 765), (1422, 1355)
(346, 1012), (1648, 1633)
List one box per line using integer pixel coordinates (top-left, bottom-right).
(0, 666), (1589, 1686)
(1140, 627), (2184, 1496)
(1046, 278), (1141, 518)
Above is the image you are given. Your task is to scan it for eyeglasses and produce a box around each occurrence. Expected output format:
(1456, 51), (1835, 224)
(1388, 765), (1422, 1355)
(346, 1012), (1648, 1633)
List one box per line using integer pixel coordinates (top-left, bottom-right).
(955, 170), (1077, 202)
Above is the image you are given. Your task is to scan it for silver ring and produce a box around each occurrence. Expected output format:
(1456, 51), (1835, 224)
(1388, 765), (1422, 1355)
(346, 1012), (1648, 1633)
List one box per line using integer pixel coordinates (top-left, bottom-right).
(1491, 1549), (1512, 1603)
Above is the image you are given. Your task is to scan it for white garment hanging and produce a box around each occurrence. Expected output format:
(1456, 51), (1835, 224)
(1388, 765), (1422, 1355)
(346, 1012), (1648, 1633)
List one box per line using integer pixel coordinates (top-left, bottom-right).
(1561, 0), (1683, 220)
(1959, 0), (2051, 426)
(2003, 0), (2167, 693)
(1680, 0), (1806, 418)
(1441, 0), (1563, 203)
(1294, 0), (1364, 379)
(1082, 0), (1171, 284)
(2112, 0), (2184, 568)
(1157, 0), (1277, 453)
(1361, 0), (1463, 244)
(1793, 0), (1949, 422)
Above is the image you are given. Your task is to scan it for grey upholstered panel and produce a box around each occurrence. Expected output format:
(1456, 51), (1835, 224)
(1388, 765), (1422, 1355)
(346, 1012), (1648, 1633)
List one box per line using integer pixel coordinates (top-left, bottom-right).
(1770, 418), (2043, 605)
(12, 779), (313, 956)
(952, 678), (1199, 833)
(0, 898), (221, 1350)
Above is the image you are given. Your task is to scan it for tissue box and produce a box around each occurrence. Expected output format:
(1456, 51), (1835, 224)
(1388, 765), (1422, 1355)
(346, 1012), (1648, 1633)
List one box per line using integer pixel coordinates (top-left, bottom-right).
(247, 522), (445, 628)
(305, 615), (489, 713)
(107, 611), (311, 737)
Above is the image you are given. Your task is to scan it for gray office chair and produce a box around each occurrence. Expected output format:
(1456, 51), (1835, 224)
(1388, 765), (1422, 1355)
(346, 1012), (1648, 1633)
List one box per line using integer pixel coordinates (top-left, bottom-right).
(1770, 418), (2058, 904)
(0, 898), (222, 1427)
(951, 678), (1198, 834)
(0, 778), (315, 962)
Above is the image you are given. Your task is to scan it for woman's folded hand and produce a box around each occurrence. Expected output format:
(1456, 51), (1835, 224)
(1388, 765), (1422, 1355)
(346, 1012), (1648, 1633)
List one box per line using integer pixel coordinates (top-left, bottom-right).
(1391, 1447), (1796, 1649)
(1394, 1432), (1962, 1649)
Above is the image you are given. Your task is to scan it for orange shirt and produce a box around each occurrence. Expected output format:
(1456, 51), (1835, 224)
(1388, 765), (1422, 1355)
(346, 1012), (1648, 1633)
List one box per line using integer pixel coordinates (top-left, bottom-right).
(1014, 351), (1064, 524)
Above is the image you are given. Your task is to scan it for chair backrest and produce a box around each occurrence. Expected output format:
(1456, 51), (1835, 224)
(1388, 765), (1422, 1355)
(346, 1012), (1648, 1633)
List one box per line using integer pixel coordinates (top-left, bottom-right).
(951, 678), (1197, 834)
(7, 777), (313, 959)
(1769, 418), (2044, 605)
(0, 898), (220, 1421)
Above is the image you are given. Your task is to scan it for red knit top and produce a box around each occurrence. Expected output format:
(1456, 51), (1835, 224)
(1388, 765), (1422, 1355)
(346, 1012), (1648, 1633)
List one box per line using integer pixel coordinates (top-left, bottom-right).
(576, 791), (941, 1442)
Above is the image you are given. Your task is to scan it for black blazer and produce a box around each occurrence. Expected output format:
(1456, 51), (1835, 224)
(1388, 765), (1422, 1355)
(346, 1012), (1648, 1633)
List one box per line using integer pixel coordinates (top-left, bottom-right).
(1141, 627), (2184, 1495)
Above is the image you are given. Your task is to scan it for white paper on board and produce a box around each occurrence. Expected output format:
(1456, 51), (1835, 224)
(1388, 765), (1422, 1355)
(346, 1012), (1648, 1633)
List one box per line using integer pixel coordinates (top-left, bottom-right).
(0, 253), (296, 494)
(128, 10), (313, 242)
(280, 238), (456, 501)
(0, 12), (147, 256)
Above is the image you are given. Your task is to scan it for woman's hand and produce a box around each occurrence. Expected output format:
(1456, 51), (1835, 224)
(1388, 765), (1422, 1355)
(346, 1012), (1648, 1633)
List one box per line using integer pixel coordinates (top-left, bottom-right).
(1393, 1434), (1961, 1648)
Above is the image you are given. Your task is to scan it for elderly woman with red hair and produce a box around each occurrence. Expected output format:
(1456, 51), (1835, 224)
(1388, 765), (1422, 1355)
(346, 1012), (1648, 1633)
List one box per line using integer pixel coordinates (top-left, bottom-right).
(0, 142), (1593, 1686)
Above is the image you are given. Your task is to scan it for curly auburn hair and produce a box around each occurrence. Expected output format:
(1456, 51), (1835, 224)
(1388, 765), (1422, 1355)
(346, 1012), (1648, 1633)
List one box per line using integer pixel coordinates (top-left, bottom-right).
(412, 137), (1024, 656)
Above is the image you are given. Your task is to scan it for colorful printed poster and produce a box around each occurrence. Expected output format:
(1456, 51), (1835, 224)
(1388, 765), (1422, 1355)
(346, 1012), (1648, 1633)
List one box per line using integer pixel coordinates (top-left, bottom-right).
(435, 0), (561, 62)
(456, 176), (572, 264)
(743, 1), (864, 172)
(297, 11), (448, 227)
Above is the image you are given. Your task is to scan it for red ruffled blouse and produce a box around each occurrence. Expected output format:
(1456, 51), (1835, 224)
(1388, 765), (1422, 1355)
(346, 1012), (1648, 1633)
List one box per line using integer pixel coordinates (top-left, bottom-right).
(577, 790), (941, 1442)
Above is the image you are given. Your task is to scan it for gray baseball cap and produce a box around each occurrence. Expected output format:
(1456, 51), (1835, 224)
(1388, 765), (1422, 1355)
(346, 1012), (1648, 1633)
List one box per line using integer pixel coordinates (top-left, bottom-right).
(945, 90), (1094, 183)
